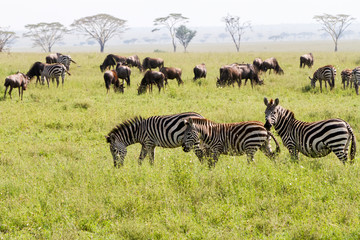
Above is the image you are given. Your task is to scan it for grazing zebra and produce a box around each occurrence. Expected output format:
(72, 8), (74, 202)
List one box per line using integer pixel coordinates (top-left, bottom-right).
(264, 97), (356, 164)
(341, 68), (353, 89)
(57, 54), (76, 70)
(105, 112), (205, 167)
(41, 63), (71, 88)
(309, 65), (336, 92)
(182, 117), (280, 167)
(352, 67), (360, 95)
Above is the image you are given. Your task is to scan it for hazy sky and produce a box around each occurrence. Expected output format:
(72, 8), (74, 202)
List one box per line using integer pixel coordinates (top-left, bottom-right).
(1, 0), (359, 30)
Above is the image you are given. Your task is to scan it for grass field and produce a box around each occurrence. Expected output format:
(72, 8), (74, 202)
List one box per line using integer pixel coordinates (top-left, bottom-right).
(0, 49), (360, 239)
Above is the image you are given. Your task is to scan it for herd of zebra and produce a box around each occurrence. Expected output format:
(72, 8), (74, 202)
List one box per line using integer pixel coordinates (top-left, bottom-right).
(106, 97), (356, 168)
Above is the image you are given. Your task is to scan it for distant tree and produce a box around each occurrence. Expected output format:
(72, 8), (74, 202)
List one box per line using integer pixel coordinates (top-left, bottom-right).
(175, 25), (196, 52)
(313, 14), (355, 52)
(71, 14), (127, 53)
(218, 33), (228, 42)
(23, 22), (68, 52)
(0, 27), (17, 52)
(152, 13), (188, 52)
(223, 14), (251, 52)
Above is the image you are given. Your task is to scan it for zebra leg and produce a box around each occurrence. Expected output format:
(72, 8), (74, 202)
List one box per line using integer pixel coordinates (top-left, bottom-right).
(208, 152), (219, 168)
(148, 146), (156, 165)
(288, 147), (299, 161)
(56, 77), (60, 88)
(138, 145), (148, 165)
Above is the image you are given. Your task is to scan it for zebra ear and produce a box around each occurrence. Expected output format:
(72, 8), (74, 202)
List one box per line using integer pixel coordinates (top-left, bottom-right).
(264, 97), (269, 106)
(105, 135), (111, 143)
(274, 98), (279, 106)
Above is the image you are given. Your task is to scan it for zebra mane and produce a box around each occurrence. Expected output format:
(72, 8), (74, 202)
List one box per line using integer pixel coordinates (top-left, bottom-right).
(278, 105), (295, 119)
(108, 116), (145, 136)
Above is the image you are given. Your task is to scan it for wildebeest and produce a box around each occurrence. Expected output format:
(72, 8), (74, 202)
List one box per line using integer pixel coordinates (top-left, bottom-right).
(341, 68), (353, 89)
(142, 57), (164, 71)
(116, 63), (131, 86)
(252, 58), (263, 72)
(126, 55), (142, 71)
(160, 67), (183, 86)
(300, 53), (314, 68)
(137, 70), (165, 94)
(45, 53), (60, 64)
(26, 61), (45, 85)
(100, 54), (127, 72)
(217, 63), (262, 88)
(104, 70), (124, 94)
(262, 57), (284, 75)
(4, 72), (30, 100)
(193, 63), (207, 80)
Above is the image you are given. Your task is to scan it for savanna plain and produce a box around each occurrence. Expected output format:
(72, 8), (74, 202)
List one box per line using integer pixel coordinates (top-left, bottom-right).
(0, 46), (360, 239)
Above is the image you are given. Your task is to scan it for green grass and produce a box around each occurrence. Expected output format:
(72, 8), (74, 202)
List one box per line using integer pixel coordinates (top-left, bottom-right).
(0, 50), (360, 239)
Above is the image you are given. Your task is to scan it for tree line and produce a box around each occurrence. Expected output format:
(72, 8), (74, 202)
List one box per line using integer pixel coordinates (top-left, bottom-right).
(0, 13), (355, 53)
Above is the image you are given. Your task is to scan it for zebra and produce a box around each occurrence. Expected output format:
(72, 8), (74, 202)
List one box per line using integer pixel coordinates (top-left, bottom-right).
(41, 63), (71, 88)
(105, 112), (205, 167)
(341, 68), (353, 89)
(352, 67), (360, 95)
(264, 97), (356, 164)
(57, 54), (76, 70)
(308, 65), (336, 92)
(181, 117), (280, 167)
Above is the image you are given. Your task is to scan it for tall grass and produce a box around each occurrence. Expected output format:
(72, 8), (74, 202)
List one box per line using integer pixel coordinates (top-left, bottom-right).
(0, 50), (359, 239)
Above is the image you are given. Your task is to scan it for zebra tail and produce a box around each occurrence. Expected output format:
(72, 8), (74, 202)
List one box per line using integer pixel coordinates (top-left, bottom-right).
(268, 131), (281, 155)
(65, 69), (71, 76)
(348, 124), (357, 162)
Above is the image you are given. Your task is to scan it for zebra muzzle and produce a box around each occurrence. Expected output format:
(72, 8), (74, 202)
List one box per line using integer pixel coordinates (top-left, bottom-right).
(264, 120), (272, 131)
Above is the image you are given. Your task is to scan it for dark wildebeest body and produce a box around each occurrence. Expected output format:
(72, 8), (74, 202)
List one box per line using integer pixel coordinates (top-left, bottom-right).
(137, 70), (165, 94)
(142, 57), (164, 71)
(252, 58), (263, 73)
(193, 63), (207, 80)
(4, 72), (30, 100)
(45, 53), (59, 64)
(126, 55), (142, 71)
(300, 53), (314, 68)
(217, 63), (262, 88)
(26, 61), (45, 85)
(341, 68), (353, 89)
(104, 70), (124, 94)
(160, 67), (183, 86)
(100, 54), (127, 72)
(116, 63), (131, 86)
(262, 57), (284, 75)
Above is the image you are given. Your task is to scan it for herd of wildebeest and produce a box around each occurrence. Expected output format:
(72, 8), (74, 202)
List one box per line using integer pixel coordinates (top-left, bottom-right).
(2, 52), (360, 101)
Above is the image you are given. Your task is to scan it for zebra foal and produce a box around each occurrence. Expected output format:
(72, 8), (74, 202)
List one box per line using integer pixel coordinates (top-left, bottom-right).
(182, 117), (280, 167)
(264, 97), (356, 164)
(105, 112), (205, 167)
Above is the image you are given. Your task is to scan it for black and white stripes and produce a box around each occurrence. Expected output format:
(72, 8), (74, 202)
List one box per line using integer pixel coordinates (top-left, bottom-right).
(309, 65), (336, 92)
(41, 63), (71, 87)
(105, 112), (204, 167)
(264, 98), (356, 164)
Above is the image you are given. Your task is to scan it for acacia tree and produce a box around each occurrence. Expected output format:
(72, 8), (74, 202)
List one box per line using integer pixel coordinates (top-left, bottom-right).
(0, 27), (17, 52)
(23, 22), (68, 52)
(152, 13), (188, 52)
(313, 14), (355, 52)
(175, 25), (196, 52)
(223, 14), (251, 52)
(71, 14), (127, 53)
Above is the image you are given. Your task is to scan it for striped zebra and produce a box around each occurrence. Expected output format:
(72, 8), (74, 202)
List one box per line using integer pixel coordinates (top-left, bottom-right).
(105, 112), (205, 167)
(57, 54), (76, 70)
(181, 117), (280, 167)
(41, 63), (71, 88)
(341, 68), (353, 89)
(352, 67), (360, 95)
(309, 65), (336, 92)
(264, 97), (356, 164)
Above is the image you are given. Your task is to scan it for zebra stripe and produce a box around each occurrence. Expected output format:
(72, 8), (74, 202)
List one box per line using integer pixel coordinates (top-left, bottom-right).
(57, 55), (75, 70)
(341, 68), (353, 89)
(309, 65), (336, 92)
(41, 63), (70, 88)
(352, 67), (360, 95)
(105, 112), (204, 167)
(182, 117), (280, 167)
(264, 98), (356, 164)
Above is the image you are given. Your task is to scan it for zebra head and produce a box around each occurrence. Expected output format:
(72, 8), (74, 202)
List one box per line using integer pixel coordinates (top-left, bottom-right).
(105, 134), (127, 167)
(264, 97), (280, 131)
(182, 118), (200, 153)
